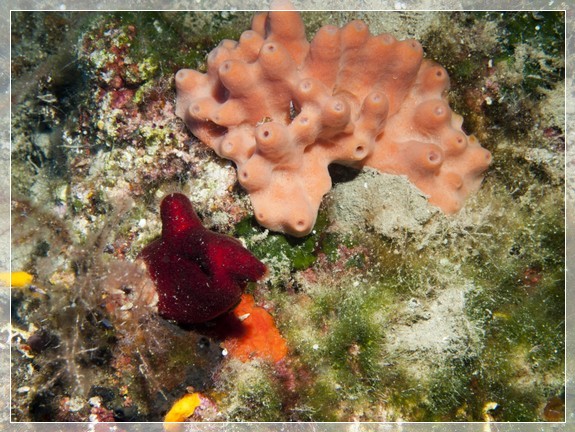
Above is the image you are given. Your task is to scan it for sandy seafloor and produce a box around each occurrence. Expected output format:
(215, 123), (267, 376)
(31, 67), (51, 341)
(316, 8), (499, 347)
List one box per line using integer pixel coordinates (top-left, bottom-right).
(1, 0), (574, 431)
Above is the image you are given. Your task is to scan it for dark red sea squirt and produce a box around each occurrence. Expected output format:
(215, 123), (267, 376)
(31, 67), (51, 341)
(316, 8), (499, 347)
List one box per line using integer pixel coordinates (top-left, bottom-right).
(139, 193), (267, 324)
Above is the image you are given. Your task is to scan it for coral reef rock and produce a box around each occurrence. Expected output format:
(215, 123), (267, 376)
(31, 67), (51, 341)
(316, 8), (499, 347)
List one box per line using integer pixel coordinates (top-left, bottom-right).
(328, 169), (438, 239)
(175, 0), (492, 237)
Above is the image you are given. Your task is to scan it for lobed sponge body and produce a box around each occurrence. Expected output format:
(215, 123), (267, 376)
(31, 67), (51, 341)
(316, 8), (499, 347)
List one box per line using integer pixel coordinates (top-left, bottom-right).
(176, 1), (491, 236)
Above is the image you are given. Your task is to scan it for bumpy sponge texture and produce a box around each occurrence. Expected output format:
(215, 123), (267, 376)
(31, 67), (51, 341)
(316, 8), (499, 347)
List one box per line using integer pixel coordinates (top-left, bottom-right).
(176, 1), (491, 236)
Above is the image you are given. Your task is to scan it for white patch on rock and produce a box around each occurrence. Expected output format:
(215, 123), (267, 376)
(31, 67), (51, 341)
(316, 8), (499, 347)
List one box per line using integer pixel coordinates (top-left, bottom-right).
(328, 168), (438, 239)
(384, 283), (482, 381)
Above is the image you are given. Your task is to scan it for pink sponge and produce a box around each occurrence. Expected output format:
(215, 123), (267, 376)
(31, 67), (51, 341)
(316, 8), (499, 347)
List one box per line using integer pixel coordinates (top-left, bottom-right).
(176, 0), (492, 236)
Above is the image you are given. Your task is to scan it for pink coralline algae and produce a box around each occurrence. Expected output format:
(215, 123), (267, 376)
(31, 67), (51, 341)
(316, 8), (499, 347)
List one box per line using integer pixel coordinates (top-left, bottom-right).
(139, 193), (267, 324)
(175, 0), (492, 237)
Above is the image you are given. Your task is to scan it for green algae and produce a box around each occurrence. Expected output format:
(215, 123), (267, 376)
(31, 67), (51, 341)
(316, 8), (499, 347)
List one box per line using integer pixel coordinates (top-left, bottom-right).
(101, 11), (252, 77)
(454, 195), (561, 421)
(230, 152), (564, 422)
(492, 11), (564, 92)
(215, 360), (285, 422)
(274, 261), (410, 420)
(235, 212), (331, 273)
(271, 163), (564, 422)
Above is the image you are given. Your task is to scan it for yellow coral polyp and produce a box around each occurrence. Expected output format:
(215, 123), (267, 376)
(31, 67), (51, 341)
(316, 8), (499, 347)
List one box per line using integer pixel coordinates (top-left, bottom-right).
(164, 392), (201, 431)
(0, 271), (34, 288)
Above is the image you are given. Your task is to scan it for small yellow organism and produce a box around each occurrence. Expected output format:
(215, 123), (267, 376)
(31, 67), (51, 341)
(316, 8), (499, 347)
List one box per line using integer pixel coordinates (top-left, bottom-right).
(482, 401), (499, 422)
(492, 311), (509, 320)
(164, 392), (202, 432)
(0, 272), (34, 288)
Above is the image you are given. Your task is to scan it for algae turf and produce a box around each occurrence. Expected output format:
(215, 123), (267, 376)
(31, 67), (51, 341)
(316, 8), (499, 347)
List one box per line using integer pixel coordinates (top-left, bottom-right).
(265, 169), (564, 421)
(422, 11), (564, 144)
(214, 359), (286, 422)
(461, 190), (565, 421)
(102, 11), (253, 75)
(492, 11), (564, 92)
(234, 212), (330, 274)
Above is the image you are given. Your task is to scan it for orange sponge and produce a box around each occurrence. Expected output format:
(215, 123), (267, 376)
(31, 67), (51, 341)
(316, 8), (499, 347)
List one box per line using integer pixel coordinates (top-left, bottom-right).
(223, 294), (288, 363)
(176, 0), (491, 236)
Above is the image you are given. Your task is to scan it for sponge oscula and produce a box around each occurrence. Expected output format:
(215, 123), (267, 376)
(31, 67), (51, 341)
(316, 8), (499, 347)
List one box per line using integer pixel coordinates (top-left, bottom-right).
(176, 1), (491, 236)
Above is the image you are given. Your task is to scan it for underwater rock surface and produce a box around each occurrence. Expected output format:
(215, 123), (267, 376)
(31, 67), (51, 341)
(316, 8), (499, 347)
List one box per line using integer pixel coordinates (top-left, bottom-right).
(9, 7), (566, 424)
